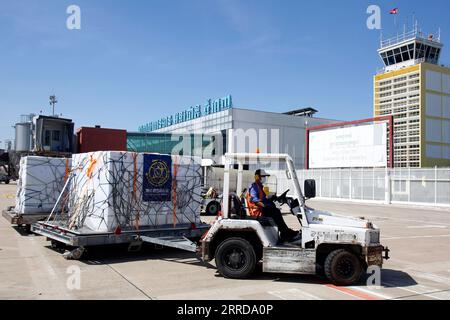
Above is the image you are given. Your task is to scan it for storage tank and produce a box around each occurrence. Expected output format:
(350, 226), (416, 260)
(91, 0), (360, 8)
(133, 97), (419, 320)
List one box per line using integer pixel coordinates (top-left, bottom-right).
(14, 122), (32, 151)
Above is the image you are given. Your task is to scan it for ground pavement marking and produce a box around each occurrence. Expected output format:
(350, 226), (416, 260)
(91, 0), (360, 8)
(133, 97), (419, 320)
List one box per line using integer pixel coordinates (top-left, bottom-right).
(268, 288), (322, 300)
(412, 285), (450, 300)
(321, 210), (450, 227)
(406, 225), (447, 229)
(384, 269), (450, 300)
(383, 281), (448, 300)
(19, 231), (75, 298)
(325, 284), (379, 300)
(408, 270), (450, 287)
(349, 285), (393, 300)
(382, 234), (450, 240)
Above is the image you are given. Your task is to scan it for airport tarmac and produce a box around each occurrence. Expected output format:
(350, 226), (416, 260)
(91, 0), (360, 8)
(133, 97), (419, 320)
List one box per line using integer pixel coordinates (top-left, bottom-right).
(1, 182), (450, 300)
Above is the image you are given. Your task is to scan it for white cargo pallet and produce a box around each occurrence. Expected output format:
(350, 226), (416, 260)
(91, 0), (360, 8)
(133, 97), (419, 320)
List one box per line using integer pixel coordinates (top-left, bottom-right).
(31, 151), (209, 257)
(15, 156), (71, 215)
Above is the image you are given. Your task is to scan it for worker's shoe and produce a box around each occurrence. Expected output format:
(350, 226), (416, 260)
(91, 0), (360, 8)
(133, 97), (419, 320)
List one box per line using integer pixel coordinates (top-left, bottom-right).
(289, 233), (302, 244)
(280, 229), (300, 242)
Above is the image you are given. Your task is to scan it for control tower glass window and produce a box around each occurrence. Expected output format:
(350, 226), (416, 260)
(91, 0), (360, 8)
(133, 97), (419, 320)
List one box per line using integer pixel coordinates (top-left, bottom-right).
(428, 47), (440, 64)
(416, 43), (425, 59)
(425, 45), (432, 59)
(408, 44), (415, 59)
(387, 51), (395, 65)
(394, 48), (402, 64)
(378, 26), (443, 69)
(402, 46), (410, 61)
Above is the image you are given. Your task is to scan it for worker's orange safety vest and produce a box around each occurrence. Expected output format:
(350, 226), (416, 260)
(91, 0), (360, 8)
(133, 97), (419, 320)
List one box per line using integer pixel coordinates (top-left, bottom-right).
(246, 184), (265, 217)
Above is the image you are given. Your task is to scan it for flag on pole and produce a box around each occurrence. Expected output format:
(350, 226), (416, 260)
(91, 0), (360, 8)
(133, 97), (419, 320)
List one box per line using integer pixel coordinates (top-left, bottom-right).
(389, 8), (399, 15)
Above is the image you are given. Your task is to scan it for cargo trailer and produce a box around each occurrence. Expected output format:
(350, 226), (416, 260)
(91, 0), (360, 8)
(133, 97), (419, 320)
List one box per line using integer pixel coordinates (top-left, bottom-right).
(32, 151), (209, 258)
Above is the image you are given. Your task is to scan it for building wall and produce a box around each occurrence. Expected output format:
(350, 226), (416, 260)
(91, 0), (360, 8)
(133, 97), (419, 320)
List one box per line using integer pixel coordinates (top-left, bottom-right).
(152, 108), (338, 168)
(374, 63), (450, 168)
(127, 132), (217, 158)
(230, 109), (337, 168)
(153, 109), (233, 134)
(374, 64), (423, 167)
(421, 63), (450, 167)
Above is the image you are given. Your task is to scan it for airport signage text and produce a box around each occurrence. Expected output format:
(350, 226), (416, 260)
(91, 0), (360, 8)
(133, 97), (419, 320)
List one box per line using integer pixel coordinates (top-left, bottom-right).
(138, 95), (233, 132)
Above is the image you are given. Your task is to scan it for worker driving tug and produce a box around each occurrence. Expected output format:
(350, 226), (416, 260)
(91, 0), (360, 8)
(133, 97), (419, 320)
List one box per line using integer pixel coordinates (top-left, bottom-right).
(247, 169), (300, 242)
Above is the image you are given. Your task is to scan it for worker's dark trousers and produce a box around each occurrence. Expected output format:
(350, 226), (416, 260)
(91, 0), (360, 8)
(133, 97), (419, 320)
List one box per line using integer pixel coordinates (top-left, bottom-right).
(262, 206), (291, 234)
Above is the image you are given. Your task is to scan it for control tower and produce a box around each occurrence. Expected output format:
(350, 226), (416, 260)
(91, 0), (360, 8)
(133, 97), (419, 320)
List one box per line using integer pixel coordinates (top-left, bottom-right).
(374, 25), (450, 168)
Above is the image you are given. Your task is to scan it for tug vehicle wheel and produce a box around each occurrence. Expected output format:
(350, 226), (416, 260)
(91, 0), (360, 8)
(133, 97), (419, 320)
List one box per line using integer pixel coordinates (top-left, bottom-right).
(215, 238), (256, 279)
(325, 249), (363, 286)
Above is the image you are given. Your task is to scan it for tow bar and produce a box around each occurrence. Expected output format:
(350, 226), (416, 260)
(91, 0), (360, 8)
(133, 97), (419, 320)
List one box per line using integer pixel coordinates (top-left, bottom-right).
(383, 247), (390, 260)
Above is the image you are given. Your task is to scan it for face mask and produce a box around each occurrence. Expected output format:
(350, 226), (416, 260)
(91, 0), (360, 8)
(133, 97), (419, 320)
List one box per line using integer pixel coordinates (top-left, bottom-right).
(261, 177), (267, 184)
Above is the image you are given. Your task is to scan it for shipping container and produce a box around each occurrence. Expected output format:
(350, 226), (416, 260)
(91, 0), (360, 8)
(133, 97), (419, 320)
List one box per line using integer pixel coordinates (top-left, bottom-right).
(76, 126), (127, 153)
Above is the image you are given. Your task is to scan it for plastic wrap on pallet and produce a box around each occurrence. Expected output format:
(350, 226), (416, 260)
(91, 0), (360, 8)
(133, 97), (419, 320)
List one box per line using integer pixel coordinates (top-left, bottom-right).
(60, 151), (203, 232)
(14, 156), (71, 214)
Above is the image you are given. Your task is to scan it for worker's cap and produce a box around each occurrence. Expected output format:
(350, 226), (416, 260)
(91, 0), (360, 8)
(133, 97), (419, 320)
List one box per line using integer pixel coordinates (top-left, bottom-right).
(255, 169), (270, 177)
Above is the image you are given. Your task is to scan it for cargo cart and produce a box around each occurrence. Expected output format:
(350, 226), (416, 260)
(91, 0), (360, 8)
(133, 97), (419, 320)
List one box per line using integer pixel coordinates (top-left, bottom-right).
(32, 220), (209, 259)
(3, 206), (51, 232)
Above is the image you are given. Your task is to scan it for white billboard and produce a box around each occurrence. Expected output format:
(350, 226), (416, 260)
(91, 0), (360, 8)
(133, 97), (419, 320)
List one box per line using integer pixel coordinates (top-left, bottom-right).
(309, 123), (387, 168)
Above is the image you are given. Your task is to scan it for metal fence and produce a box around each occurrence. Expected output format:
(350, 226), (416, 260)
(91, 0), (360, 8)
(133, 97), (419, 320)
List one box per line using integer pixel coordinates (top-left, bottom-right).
(271, 167), (450, 207)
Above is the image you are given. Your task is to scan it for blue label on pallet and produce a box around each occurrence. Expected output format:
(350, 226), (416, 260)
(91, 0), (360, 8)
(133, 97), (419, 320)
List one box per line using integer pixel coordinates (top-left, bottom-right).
(143, 154), (172, 202)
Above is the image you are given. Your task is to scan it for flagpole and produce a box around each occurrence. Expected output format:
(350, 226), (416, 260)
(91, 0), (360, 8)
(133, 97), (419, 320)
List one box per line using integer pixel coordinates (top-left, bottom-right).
(395, 15), (398, 41)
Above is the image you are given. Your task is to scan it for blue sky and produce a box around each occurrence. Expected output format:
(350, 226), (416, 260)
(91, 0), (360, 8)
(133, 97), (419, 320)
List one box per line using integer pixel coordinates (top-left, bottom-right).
(1, 0), (450, 144)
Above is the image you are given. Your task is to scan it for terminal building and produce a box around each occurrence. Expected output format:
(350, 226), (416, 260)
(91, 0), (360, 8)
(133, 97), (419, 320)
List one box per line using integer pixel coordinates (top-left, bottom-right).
(137, 96), (338, 168)
(374, 26), (450, 167)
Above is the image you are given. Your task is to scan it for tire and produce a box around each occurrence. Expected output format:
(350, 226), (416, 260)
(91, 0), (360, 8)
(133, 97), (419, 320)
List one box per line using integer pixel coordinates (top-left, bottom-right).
(324, 249), (363, 286)
(51, 240), (67, 251)
(205, 201), (221, 216)
(5, 179), (10, 185)
(215, 238), (257, 279)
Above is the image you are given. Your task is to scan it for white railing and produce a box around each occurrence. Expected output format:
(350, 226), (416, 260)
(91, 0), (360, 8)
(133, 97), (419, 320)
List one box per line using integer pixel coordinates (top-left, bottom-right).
(380, 29), (440, 49)
(380, 30), (418, 48)
(270, 167), (450, 208)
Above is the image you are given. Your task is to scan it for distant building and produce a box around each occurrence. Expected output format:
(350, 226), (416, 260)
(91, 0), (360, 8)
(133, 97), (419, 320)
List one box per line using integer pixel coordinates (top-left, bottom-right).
(374, 26), (450, 168)
(14, 114), (74, 153)
(138, 95), (339, 168)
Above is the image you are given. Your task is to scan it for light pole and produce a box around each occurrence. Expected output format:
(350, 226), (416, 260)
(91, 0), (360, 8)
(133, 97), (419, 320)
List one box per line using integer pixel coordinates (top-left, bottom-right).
(49, 95), (58, 116)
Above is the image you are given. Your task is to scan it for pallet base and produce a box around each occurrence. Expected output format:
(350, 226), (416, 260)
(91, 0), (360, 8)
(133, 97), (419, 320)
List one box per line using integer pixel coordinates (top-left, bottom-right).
(2, 209), (50, 226)
(32, 221), (209, 247)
